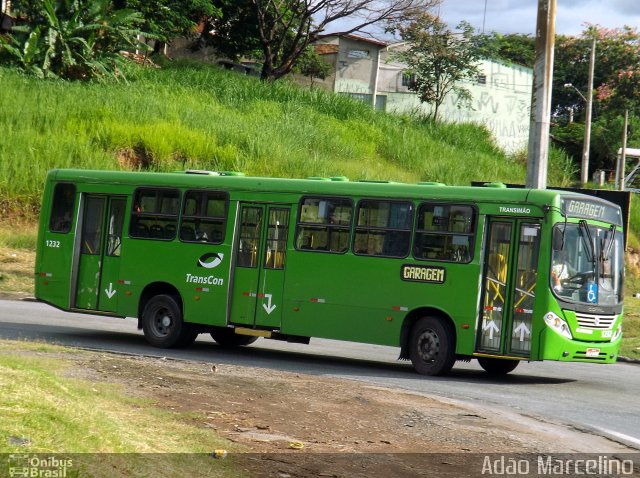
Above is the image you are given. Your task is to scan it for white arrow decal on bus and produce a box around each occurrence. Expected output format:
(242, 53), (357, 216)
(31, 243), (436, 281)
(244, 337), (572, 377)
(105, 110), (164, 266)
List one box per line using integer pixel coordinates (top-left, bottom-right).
(262, 294), (277, 314)
(514, 322), (531, 342)
(483, 320), (500, 340)
(105, 283), (116, 299)
(197, 253), (224, 269)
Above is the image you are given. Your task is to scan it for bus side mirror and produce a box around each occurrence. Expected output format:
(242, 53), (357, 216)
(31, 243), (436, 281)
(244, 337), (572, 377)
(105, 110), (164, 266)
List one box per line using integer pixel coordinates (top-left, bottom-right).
(552, 229), (564, 251)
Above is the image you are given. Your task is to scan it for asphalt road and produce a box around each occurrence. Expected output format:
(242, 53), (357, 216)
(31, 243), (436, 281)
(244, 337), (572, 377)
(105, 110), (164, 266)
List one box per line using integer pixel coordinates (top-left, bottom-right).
(1, 299), (639, 449)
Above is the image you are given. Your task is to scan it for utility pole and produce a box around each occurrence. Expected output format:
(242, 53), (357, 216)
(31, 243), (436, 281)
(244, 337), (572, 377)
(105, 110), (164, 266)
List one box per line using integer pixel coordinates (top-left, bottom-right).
(618, 109), (628, 191)
(371, 48), (381, 110)
(526, 0), (556, 189)
(580, 37), (596, 184)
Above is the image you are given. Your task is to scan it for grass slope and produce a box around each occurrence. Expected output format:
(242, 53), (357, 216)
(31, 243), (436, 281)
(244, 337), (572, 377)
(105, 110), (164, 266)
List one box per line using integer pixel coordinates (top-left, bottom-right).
(0, 340), (239, 477)
(0, 59), (575, 219)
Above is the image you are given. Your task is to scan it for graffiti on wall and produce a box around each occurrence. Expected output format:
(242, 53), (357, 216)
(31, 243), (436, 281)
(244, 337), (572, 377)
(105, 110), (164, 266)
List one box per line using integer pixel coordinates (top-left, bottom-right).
(383, 61), (532, 153)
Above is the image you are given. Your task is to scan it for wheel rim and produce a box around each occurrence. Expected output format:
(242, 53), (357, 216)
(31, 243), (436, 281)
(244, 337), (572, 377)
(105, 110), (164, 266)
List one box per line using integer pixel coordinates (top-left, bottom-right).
(150, 306), (174, 337)
(416, 329), (440, 363)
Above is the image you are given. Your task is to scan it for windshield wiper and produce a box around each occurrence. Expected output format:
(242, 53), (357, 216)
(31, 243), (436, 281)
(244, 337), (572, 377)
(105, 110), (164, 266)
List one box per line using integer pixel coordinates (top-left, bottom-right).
(578, 220), (596, 265)
(601, 225), (616, 261)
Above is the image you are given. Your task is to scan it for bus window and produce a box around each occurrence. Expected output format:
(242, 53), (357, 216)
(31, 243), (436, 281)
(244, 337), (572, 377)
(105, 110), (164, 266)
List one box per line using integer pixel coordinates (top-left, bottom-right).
(296, 197), (352, 253)
(49, 183), (76, 233)
(237, 207), (263, 267)
(353, 200), (412, 258)
(264, 208), (290, 269)
(81, 197), (105, 255)
(130, 188), (179, 240)
(106, 199), (126, 257)
(180, 190), (227, 244)
(414, 204), (475, 263)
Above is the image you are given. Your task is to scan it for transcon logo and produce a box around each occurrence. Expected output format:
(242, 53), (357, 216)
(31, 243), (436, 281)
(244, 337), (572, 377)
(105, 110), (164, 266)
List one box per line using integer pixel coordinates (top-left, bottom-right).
(401, 265), (446, 284)
(499, 206), (531, 214)
(197, 252), (224, 269)
(185, 274), (224, 285)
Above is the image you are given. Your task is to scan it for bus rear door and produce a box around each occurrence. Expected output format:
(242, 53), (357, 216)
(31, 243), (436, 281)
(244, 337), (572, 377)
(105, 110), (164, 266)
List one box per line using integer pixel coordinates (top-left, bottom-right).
(477, 219), (541, 358)
(229, 203), (290, 329)
(73, 195), (126, 313)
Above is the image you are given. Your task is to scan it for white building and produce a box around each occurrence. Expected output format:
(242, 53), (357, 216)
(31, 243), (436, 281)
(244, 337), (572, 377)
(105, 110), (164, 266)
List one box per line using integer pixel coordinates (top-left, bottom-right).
(312, 34), (533, 153)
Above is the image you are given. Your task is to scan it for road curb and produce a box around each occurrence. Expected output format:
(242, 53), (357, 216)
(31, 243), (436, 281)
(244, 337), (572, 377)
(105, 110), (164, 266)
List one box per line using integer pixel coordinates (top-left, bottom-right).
(618, 355), (640, 364)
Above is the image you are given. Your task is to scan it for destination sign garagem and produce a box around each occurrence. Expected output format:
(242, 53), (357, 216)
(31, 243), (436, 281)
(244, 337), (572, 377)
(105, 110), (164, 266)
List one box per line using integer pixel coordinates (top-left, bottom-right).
(561, 197), (621, 225)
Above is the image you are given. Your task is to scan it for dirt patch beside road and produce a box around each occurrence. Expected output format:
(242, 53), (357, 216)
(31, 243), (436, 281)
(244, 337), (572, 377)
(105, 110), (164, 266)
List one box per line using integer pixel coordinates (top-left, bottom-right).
(60, 348), (634, 476)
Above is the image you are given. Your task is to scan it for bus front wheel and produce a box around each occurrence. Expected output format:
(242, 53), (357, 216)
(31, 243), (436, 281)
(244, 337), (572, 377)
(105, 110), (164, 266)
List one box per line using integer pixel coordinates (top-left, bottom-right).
(141, 295), (197, 348)
(409, 317), (456, 376)
(477, 357), (520, 375)
(210, 328), (258, 348)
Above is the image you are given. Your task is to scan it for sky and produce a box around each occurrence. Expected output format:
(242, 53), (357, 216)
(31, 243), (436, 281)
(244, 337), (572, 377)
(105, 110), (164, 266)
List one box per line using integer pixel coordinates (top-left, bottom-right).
(437, 0), (640, 36)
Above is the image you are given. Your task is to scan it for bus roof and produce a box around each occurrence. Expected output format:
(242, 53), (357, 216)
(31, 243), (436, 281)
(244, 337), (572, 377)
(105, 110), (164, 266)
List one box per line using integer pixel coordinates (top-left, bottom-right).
(47, 169), (612, 209)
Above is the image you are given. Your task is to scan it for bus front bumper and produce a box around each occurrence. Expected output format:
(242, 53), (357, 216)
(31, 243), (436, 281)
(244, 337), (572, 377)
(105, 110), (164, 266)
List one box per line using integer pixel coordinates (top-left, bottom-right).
(541, 329), (621, 363)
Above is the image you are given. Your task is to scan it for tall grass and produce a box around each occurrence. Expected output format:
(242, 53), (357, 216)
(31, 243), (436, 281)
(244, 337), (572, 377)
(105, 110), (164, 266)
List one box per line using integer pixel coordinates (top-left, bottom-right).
(0, 59), (574, 220)
(0, 340), (240, 476)
(627, 194), (640, 251)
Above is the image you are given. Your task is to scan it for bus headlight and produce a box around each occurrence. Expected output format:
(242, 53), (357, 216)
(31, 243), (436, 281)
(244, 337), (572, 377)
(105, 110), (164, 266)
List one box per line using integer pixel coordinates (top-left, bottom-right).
(612, 324), (622, 342)
(544, 312), (573, 339)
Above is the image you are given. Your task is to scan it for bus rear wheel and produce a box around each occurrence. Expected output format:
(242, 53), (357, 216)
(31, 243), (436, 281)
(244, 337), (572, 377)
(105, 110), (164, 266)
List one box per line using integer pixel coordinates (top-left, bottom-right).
(210, 328), (258, 348)
(477, 357), (520, 375)
(141, 295), (197, 348)
(409, 317), (456, 376)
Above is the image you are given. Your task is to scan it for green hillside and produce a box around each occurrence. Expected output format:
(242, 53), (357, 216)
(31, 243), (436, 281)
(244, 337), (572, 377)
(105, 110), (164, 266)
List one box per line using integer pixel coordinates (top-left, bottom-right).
(0, 59), (575, 220)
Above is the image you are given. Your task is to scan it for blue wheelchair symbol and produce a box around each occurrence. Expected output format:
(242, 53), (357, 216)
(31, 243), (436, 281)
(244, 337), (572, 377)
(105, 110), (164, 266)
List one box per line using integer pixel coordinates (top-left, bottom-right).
(587, 281), (598, 304)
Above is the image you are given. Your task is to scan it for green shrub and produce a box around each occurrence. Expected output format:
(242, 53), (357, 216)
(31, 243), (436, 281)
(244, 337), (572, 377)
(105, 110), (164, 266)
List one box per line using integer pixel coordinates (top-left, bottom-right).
(0, 0), (145, 80)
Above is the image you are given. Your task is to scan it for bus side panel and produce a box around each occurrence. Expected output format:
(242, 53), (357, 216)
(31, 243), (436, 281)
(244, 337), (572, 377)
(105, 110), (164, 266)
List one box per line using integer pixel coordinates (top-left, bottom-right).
(118, 206), (236, 327)
(281, 252), (480, 350)
(176, 240), (233, 327)
(35, 176), (77, 310)
(398, 262), (481, 355)
(282, 252), (396, 344)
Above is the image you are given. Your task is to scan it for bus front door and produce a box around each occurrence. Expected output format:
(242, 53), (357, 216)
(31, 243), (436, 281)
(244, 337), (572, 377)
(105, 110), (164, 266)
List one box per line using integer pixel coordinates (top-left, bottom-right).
(477, 219), (541, 358)
(74, 195), (126, 312)
(230, 203), (290, 329)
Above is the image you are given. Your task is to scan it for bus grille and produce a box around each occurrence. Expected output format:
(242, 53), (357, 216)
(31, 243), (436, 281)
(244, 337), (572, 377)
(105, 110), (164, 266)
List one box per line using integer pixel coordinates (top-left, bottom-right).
(573, 350), (609, 361)
(574, 312), (616, 330)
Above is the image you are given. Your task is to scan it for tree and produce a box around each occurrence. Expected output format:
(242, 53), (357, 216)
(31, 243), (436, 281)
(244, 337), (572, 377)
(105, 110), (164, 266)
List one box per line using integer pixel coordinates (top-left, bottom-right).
(387, 14), (483, 121)
(0, 0), (145, 80)
(293, 45), (333, 86)
(204, 0), (263, 61)
(113, 0), (221, 53)
(474, 31), (535, 68)
(210, 0), (440, 81)
(552, 25), (640, 174)
(587, 25), (640, 113)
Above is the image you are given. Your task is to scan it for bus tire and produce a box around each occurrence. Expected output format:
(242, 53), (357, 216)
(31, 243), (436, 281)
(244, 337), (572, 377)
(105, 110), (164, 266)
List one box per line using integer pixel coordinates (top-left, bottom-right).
(477, 357), (520, 375)
(210, 328), (258, 348)
(409, 317), (456, 376)
(141, 294), (194, 348)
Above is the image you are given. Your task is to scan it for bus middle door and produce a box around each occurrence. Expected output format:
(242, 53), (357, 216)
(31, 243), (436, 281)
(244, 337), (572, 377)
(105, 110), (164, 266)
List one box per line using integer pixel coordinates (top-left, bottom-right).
(477, 218), (541, 358)
(74, 195), (126, 313)
(230, 203), (290, 329)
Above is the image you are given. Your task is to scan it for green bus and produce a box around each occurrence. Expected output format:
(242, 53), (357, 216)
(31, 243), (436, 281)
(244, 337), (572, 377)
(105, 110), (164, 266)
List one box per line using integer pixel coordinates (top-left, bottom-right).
(35, 169), (625, 375)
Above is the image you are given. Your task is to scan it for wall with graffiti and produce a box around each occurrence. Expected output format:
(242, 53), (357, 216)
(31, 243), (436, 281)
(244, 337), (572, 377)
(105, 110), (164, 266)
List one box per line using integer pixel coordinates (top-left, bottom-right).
(380, 59), (533, 153)
(313, 36), (533, 154)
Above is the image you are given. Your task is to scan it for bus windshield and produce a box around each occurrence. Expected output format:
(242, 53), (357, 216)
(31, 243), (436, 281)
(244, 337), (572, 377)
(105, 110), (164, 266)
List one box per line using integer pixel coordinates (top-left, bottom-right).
(551, 223), (623, 306)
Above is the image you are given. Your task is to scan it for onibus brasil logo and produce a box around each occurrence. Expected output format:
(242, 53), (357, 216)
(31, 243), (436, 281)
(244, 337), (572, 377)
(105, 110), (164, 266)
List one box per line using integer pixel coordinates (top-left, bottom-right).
(8, 454), (73, 477)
